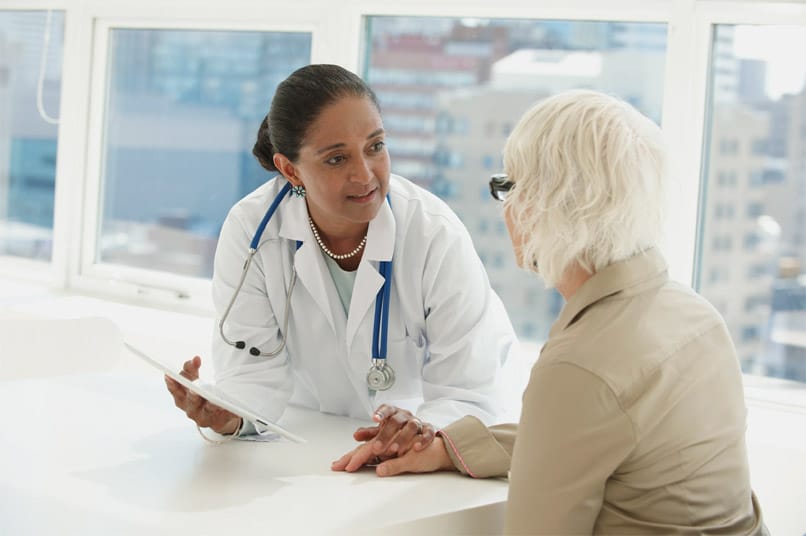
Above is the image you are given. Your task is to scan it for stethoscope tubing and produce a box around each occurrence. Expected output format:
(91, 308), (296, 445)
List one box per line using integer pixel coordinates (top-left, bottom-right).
(219, 180), (392, 368)
(218, 246), (299, 358)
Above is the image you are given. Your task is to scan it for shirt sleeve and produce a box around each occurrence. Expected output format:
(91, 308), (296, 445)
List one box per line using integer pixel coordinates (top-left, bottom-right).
(438, 416), (517, 478)
(505, 362), (635, 535)
(210, 206), (294, 428)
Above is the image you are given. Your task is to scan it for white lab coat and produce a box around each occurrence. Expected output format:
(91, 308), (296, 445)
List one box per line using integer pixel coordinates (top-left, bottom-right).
(211, 174), (516, 428)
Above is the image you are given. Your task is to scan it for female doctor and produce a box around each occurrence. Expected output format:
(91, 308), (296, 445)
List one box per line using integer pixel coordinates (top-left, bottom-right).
(166, 64), (516, 448)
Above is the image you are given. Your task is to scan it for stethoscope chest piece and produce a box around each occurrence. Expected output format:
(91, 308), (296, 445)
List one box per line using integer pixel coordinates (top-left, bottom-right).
(367, 358), (395, 391)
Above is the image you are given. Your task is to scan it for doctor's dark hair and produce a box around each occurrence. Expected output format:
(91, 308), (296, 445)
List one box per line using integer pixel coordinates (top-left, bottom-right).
(252, 64), (380, 172)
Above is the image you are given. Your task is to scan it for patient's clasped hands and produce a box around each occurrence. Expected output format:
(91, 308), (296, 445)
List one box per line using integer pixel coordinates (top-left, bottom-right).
(331, 404), (454, 476)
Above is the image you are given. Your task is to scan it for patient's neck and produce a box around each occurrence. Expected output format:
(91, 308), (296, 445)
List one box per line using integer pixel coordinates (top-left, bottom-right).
(557, 262), (594, 301)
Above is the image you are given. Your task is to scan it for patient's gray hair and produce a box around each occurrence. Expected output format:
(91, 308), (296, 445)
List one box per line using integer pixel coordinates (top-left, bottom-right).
(503, 90), (666, 287)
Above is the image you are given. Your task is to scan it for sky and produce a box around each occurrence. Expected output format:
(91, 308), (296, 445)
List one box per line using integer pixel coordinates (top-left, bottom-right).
(733, 25), (806, 99)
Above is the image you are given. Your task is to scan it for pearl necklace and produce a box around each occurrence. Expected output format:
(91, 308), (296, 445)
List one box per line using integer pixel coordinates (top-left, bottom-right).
(308, 218), (367, 260)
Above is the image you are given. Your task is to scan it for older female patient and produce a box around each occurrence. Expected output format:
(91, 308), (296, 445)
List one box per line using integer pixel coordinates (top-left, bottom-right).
(333, 90), (766, 535)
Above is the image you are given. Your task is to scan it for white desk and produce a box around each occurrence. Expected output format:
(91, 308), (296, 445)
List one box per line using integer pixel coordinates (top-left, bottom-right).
(0, 371), (508, 535)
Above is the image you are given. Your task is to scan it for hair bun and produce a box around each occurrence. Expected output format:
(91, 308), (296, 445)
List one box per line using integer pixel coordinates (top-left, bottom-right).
(252, 115), (277, 172)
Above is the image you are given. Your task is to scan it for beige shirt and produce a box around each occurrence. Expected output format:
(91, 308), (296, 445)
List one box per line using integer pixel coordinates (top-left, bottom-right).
(439, 249), (765, 534)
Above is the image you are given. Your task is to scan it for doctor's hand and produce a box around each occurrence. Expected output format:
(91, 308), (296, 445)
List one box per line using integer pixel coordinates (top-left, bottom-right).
(352, 404), (436, 458)
(164, 356), (241, 436)
(331, 436), (455, 476)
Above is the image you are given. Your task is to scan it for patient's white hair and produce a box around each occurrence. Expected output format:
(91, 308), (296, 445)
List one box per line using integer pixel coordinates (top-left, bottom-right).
(503, 89), (666, 287)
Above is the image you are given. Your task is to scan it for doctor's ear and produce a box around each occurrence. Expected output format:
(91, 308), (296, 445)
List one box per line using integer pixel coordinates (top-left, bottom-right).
(273, 153), (302, 186)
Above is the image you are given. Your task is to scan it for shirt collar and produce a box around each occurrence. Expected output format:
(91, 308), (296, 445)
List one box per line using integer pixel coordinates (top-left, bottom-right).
(550, 248), (668, 337)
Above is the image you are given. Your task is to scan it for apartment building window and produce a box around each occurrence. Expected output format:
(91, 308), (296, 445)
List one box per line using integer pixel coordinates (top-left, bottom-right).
(364, 16), (667, 343)
(697, 24), (806, 384)
(747, 263), (769, 279)
(749, 170), (765, 187)
(747, 202), (764, 218)
(0, 11), (64, 262)
(744, 232), (761, 250)
(95, 28), (310, 278)
(713, 235), (733, 251)
(751, 139), (768, 155)
(745, 295), (769, 313)
(742, 325), (761, 343)
(719, 138), (739, 154)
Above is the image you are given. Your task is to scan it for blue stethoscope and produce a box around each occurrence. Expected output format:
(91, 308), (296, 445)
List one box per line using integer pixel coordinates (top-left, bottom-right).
(218, 181), (396, 391)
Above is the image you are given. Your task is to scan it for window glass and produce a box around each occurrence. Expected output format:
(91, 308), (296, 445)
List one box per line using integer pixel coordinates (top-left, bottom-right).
(98, 29), (311, 277)
(364, 16), (667, 341)
(0, 11), (64, 261)
(698, 25), (806, 383)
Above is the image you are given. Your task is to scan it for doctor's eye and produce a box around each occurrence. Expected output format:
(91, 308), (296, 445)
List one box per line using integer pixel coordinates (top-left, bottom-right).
(370, 141), (386, 153)
(325, 154), (346, 166)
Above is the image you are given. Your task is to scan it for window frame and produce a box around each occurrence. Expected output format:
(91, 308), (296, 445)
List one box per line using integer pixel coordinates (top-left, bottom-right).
(73, 9), (329, 312)
(0, 1), (803, 353)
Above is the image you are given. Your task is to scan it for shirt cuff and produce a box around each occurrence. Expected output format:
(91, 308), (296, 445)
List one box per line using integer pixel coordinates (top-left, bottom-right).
(235, 418), (255, 437)
(437, 415), (512, 479)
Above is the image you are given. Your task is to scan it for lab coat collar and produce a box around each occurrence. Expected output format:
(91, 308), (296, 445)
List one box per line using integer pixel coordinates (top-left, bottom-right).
(279, 194), (338, 334)
(277, 192), (309, 244)
(363, 195), (396, 262)
(275, 190), (398, 348)
(550, 248), (668, 337)
(346, 197), (396, 348)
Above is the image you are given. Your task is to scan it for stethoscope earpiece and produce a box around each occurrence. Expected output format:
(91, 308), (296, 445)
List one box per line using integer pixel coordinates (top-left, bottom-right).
(235, 341), (246, 349)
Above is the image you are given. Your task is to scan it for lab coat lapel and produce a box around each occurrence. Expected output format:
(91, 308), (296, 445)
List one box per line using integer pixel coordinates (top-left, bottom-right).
(279, 196), (337, 335)
(345, 200), (396, 349)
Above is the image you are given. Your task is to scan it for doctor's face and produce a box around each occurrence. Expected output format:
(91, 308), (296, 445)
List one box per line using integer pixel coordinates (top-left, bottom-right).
(291, 95), (391, 230)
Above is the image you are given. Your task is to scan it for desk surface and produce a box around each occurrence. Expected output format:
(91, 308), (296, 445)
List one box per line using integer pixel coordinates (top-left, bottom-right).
(0, 370), (508, 535)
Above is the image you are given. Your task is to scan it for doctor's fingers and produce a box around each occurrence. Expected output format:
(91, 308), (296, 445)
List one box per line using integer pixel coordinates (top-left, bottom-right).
(372, 404), (397, 423)
(371, 407), (415, 451)
(378, 417), (431, 457)
(413, 423), (436, 452)
(165, 376), (191, 406)
(184, 398), (228, 427)
(179, 356), (202, 381)
(194, 404), (238, 432)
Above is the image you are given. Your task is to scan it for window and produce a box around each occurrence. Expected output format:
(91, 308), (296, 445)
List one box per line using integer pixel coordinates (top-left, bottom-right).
(744, 232), (763, 250)
(712, 235), (733, 251)
(95, 28), (310, 278)
(715, 203), (735, 220)
(720, 138), (739, 154)
(741, 325), (760, 343)
(0, 11), (64, 261)
(747, 202), (763, 218)
(697, 24), (806, 384)
(749, 170), (765, 187)
(747, 263), (770, 279)
(364, 15), (666, 343)
(745, 295), (769, 313)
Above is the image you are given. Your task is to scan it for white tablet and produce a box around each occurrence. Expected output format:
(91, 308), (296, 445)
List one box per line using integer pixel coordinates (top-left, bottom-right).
(124, 342), (306, 443)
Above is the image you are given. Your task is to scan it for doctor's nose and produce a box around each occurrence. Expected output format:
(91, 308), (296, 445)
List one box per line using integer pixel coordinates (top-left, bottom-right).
(349, 157), (373, 184)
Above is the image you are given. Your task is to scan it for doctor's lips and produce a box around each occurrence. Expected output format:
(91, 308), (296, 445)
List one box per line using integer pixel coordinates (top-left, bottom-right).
(347, 187), (378, 203)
